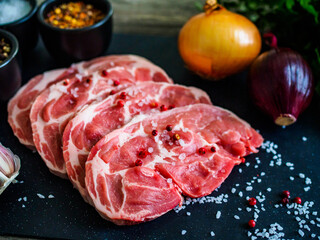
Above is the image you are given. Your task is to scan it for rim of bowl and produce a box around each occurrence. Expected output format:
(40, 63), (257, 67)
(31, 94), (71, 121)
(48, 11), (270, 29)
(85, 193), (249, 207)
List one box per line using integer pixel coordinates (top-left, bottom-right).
(37, 0), (113, 33)
(0, 0), (38, 27)
(0, 29), (19, 68)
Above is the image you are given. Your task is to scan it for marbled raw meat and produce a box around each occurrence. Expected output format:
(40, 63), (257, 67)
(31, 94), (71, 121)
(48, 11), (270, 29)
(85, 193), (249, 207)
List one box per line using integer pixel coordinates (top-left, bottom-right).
(86, 104), (263, 225)
(30, 56), (172, 177)
(63, 82), (211, 201)
(8, 55), (168, 148)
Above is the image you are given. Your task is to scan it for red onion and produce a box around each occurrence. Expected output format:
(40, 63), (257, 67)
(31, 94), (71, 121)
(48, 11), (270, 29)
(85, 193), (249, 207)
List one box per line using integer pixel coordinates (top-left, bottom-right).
(248, 33), (314, 126)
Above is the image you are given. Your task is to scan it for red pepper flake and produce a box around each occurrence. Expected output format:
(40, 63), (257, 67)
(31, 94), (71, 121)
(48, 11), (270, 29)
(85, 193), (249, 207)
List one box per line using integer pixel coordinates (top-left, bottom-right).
(138, 150), (147, 159)
(150, 102), (159, 108)
(168, 104), (175, 109)
(248, 197), (257, 206)
(293, 197), (302, 204)
(101, 70), (108, 77)
(63, 79), (69, 85)
(117, 100), (125, 107)
(173, 133), (180, 140)
(110, 90), (116, 95)
(248, 220), (256, 228)
(113, 80), (120, 86)
(160, 105), (167, 111)
(282, 190), (290, 198)
(210, 146), (216, 153)
(281, 197), (289, 205)
(152, 130), (158, 136)
(119, 92), (126, 100)
(135, 159), (143, 166)
(241, 157), (246, 163)
(198, 147), (206, 155)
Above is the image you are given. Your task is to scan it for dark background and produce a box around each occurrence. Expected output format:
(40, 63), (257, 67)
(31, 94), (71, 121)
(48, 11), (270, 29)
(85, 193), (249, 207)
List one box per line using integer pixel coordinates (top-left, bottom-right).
(0, 34), (319, 240)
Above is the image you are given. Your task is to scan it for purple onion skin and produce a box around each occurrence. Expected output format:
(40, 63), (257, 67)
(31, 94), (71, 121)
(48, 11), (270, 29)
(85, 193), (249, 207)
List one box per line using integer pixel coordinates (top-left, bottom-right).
(248, 48), (314, 126)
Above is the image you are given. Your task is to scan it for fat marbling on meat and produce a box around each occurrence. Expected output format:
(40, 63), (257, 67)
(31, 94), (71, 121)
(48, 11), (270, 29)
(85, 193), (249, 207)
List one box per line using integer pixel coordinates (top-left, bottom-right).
(63, 82), (212, 202)
(85, 104), (263, 225)
(8, 55), (169, 148)
(30, 56), (172, 178)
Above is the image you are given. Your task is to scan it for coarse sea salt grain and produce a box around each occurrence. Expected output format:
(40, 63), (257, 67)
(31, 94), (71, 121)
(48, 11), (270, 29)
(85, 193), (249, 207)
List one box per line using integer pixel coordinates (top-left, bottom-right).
(37, 193), (45, 199)
(299, 173), (305, 178)
(186, 212), (191, 216)
(210, 231), (215, 237)
(234, 215), (240, 220)
(216, 211), (221, 219)
(181, 230), (187, 235)
(302, 136), (307, 141)
(48, 194), (55, 199)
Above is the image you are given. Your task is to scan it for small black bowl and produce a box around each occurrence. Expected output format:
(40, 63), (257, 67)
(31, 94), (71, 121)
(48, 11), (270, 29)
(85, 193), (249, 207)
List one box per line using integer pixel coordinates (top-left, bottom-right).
(0, 0), (39, 57)
(37, 0), (113, 64)
(0, 29), (22, 101)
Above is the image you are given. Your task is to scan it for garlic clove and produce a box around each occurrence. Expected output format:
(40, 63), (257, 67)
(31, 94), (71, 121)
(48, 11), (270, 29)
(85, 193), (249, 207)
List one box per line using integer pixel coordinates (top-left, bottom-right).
(0, 143), (21, 195)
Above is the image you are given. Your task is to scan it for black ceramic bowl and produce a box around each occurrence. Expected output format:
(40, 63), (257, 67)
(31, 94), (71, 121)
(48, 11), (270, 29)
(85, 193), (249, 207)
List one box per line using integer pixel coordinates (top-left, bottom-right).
(37, 0), (113, 64)
(0, 0), (38, 57)
(0, 29), (21, 101)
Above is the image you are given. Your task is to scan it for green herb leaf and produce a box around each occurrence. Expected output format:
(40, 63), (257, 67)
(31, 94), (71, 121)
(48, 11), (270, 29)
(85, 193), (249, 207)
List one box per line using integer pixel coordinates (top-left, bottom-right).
(194, 1), (204, 12)
(298, 0), (318, 23)
(285, 0), (295, 11)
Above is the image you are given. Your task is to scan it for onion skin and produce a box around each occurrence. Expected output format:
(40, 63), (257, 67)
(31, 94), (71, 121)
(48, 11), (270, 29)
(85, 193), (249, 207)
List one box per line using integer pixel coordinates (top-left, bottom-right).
(178, 3), (261, 80)
(248, 47), (314, 126)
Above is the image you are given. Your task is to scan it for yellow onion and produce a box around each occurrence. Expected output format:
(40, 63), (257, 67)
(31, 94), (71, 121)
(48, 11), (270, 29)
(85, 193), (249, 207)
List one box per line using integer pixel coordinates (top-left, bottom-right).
(178, 0), (261, 80)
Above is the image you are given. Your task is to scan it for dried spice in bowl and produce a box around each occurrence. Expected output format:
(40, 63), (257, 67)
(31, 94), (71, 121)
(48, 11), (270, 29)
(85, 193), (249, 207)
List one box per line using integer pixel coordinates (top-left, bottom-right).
(45, 2), (106, 29)
(0, 38), (11, 64)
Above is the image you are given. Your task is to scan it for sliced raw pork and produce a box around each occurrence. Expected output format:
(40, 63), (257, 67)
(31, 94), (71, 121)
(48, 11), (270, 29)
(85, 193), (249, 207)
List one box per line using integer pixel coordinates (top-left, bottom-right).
(85, 104), (263, 225)
(30, 57), (172, 178)
(8, 55), (169, 148)
(63, 82), (212, 201)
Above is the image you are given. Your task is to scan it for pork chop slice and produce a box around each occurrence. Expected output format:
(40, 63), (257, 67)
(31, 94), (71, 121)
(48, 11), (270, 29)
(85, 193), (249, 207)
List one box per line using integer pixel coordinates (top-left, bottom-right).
(85, 104), (263, 225)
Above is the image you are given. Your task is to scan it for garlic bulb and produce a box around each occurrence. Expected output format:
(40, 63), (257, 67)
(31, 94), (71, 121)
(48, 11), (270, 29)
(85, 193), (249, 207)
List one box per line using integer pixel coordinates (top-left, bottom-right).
(0, 143), (21, 195)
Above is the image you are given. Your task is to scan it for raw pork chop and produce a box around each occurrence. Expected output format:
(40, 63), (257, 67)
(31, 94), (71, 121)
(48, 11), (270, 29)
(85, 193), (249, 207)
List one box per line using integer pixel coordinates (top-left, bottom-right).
(30, 57), (172, 178)
(86, 104), (263, 225)
(63, 82), (212, 201)
(8, 55), (169, 148)
(7, 68), (78, 148)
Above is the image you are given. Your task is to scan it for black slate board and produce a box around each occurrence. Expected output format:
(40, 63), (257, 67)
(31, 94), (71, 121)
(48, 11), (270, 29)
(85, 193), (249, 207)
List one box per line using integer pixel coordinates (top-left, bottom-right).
(1, 34), (320, 240)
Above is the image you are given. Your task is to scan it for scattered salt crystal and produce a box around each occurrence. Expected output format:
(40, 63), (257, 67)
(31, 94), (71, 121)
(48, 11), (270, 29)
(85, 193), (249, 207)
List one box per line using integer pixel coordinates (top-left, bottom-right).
(266, 188), (272, 192)
(234, 215), (240, 220)
(238, 191), (243, 197)
(181, 230), (187, 235)
(167, 178), (172, 184)
(238, 208), (242, 211)
(245, 162), (250, 167)
(18, 198), (22, 202)
(287, 211), (291, 215)
(289, 176), (294, 181)
(298, 229), (305, 237)
(260, 172), (265, 176)
(22, 204), (25, 208)
(305, 177), (312, 185)
(48, 194), (55, 199)
(210, 231), (215, 237)
(147, 147), (154, 153)
(186, 212), (191, 216)
(231, 188), (236, 194)
(23, 197), (27, 202)
(37, 193), (45, 199)
(299, 173), (305, 179)
(302, 136), (307, 141)
(312, 212), (318, 216)
(247, 207), (252, 212)
(239, 168), (242, 173)
(257, 179), (261, 183)
(216, 211), (221, 219)
(246, 186), (253, 192)
(304, 186), (311, 192)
